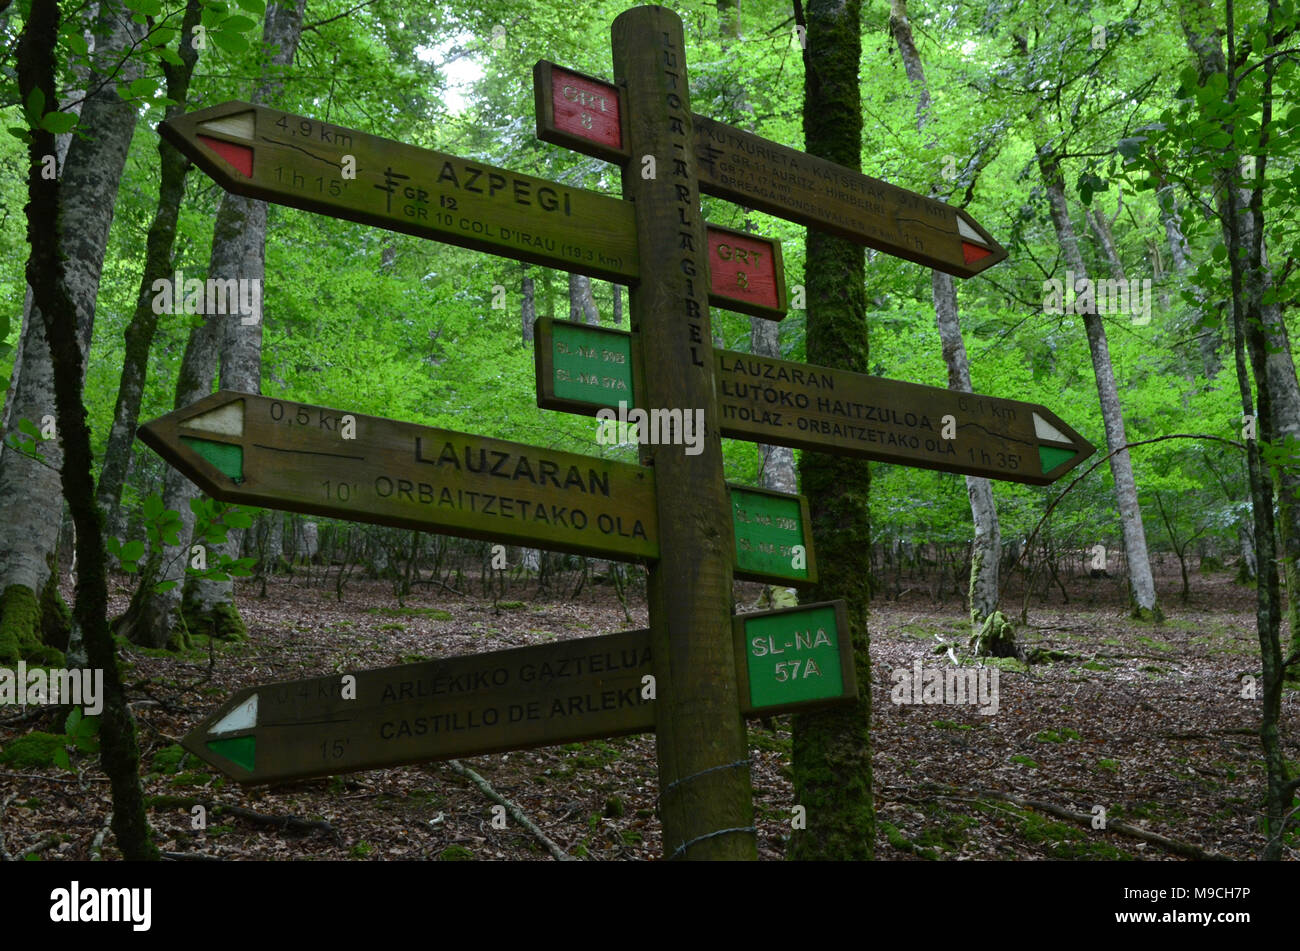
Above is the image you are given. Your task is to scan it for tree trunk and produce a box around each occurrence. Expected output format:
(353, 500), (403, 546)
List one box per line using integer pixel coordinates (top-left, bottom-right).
(611, 282), (622, 326)
(1086, 200), (1126, 281)
(890, 0), (1010, 653)
(1181, 0), (1300, 666)
(1155, 173), (1217, 378)
(788, 0), (874, 861)
(719, 1), (797, 499)
(96, 0), (203, 546)
(123, 0), (306, 646)
(18, 0), (157, 861)
(1038, 148), (1162, 621)
(0, 0), (143, 663)
(521, 268), (535, 345)
(568, 272), (599, 324)
(183, 0), (306, 642)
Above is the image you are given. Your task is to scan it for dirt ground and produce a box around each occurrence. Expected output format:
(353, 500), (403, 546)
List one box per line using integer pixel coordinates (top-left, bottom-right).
(0, 558), (1293, 861)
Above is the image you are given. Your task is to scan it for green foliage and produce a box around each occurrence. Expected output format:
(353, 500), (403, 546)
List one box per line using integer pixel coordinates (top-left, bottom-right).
(0, 708), (98, 771)
(109, 492), (255, 590)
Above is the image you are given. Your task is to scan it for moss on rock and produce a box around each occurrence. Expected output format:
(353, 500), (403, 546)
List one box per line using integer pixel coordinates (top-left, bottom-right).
(181, 599), (247, 643)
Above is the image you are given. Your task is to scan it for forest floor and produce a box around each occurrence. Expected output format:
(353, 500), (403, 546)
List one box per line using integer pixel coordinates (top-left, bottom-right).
(1, 560), (1295, 861)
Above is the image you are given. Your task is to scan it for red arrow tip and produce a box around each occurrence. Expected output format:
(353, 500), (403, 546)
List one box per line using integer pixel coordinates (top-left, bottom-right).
(199, 135), (253, 177)
(962, 241), (993, 265)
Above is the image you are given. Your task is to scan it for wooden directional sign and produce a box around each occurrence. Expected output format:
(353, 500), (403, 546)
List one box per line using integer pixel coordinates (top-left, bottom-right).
(533, 61), (1006, 279)
(137, 388), (815, 582)
(692, 117), (1007, 279)
(533, 320), (1093, 485)
(137, 390), (658, 561)
(184, 602), (855, 784)
(714, 350), (1093, 484)
(159, 100), (640, 284)
(534, 317), (640, 416)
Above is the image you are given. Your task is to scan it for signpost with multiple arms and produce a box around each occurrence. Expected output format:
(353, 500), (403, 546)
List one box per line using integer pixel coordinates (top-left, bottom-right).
(147, 5), (1083, 860)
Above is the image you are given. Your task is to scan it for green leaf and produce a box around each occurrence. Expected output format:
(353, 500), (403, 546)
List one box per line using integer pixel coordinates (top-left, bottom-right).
(65, 706), (82, 734)
(127, 76), (157, 100)
(39, 111), (77, 134)
(25, 87), (45, 126)
(7, 127), (33, 145)
(158, 47), (184, 66)
(210, 29), (249, 53)
(221, 14), (258, 32)
(66, 32), (89, 56)
(235, 0), (266, 13)
(153, 580), (179, 594)
(225, 509), (253, 528)
(143, 492), (164, 519)
(18, 417), (40, 438)
(53, 747), (70, 770)
(121, 539), (145, 562)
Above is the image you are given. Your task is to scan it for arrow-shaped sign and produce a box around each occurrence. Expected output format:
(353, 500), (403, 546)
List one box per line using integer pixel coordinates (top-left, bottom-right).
(137, 391), (817, 581)
(692, 116), (1008, 279)
(184, 601), (855, 784)
(161, 100), (791, 318)
(160, 100), (641, 284)
(137, 390), (658, 561)
(533, 61), (1007, 279)
(533, 319), (1094, 485)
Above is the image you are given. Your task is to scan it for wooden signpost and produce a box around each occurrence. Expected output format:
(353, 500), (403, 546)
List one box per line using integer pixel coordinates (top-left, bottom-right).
(137, 390), (659, 561)
(534, 319), (1094, 485)
(534, 61), (1008, 279)
(159, 101), (785, 318)
(154, 5), (1028, 861)
(184, 601), (854, 784)
(160, 100), (640, 284)
(137, 390), (815, 584)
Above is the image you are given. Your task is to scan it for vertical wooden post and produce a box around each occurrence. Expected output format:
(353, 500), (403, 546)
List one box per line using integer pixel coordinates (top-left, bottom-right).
(612, 6), (756, 860)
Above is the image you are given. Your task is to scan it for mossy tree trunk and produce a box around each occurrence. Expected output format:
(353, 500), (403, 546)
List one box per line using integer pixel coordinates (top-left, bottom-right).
(18, 0), (157, 861)
(96, 0), (203, 544)
(0, 0), (143, 661)
(788, 0), (874, 861)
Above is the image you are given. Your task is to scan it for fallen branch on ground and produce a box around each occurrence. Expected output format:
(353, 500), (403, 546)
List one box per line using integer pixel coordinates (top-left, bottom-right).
(90, 812), (112, 860)
(447, 758), (574, 861)
(914, 782), (1230, 860)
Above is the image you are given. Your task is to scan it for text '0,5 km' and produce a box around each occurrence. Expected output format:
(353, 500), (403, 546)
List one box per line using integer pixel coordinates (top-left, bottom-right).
(136, 391), (819, 581)
(137, 390), (658, 561)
